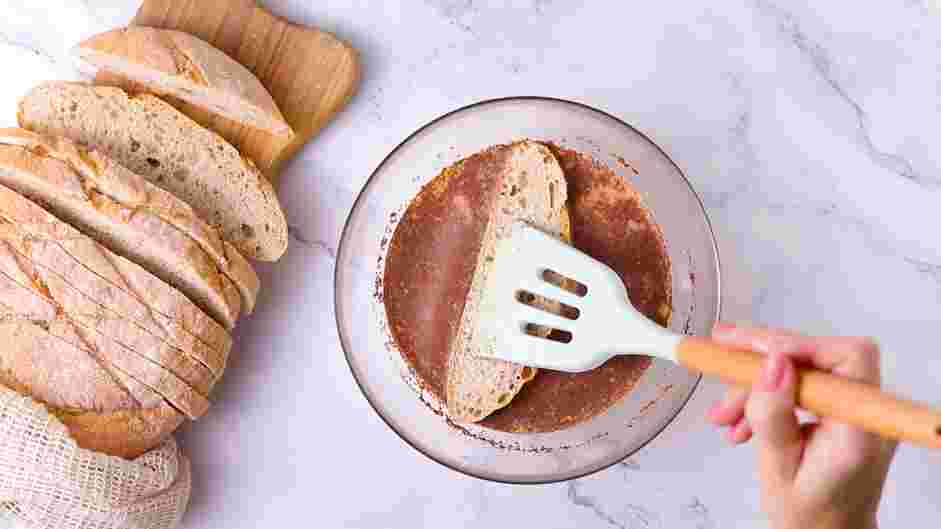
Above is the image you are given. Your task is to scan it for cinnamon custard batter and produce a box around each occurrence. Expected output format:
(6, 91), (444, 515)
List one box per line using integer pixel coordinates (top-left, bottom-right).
(383, 144), (671, 433)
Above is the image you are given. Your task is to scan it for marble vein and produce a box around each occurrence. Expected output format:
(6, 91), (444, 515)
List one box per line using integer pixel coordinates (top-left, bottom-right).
(683, 497), (715, 529)
(567, 480), (658, 529)
(287, 225), (336, 259)
(753, 0), (939, 188)
(426, 0), (477, 33)
(905, 258), (941, 283)
(760, 199), (941, 272)
(567, 481), (628, 529)
(426, 0), (555, 32)
(0, 32), (58, 66)
(703, 70), (761, 209)
(619, 459), (641, 471)
(422, 0), (558, 75)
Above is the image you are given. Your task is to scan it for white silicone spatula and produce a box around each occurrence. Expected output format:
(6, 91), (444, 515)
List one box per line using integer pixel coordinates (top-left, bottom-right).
(476, 221), (941, 448)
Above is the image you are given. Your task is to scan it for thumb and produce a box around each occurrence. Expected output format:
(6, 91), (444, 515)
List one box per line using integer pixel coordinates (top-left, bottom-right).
(745, 353), (802, 486)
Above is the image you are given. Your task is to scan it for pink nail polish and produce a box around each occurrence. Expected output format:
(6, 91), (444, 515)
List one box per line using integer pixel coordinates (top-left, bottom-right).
(724, 428), (737, 443)
(712, 322), (737, 340)
(707, 403), (721, 421)
(760, 355), (786, 391)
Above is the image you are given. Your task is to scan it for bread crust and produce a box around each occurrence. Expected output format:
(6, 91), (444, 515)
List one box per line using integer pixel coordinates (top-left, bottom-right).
(0, 186), (212, 418)
(18, 82), (289, 261)
(75, 27), (293, 136)
(0, 128), (258, 326)
(54, 400), (185, 460)
(0, 183), (230, 376)
(0, 323), (186, 459)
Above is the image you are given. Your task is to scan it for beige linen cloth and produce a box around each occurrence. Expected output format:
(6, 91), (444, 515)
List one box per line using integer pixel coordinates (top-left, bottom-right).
(0, 386), (190, 529)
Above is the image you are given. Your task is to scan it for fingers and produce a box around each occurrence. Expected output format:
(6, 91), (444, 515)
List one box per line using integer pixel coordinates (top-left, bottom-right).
(727, 417), (753, 444)
(708, 387), (748, 426)
(712, 322), (803, 355)
(800, 336), (880, 383)
(745, 353), (802, 485)
(709, 387), (752, 444)
(708, 323), (881, 460)
(713, 322), (881, 384)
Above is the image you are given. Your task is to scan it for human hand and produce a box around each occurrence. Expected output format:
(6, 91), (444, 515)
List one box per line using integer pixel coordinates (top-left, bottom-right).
(706, 323), (897, 529)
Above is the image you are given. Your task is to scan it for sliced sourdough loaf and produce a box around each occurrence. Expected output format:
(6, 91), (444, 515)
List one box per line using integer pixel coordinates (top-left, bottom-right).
(0, 239), (216, 399)
(0, 280), (209, 421)
(74, 27), (293, 136)
(0, 184), (230, 378)
(446, 141), (571, 423)
(56, 401), (184, 460)
(0, 189), (211, 419)
(0, 128), (259, 327)
(0, 320), (185, 459)
(18, 82), (289, 261)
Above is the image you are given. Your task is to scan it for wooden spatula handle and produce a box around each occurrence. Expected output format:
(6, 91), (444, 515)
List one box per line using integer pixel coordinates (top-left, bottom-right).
(677, 337), (941, 448)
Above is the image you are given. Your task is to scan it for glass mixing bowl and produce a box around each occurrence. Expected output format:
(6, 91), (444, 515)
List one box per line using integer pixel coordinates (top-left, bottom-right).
(336, 97), (721, 483)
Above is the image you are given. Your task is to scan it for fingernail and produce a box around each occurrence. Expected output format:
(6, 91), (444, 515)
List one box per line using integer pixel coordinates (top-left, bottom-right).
(712, 321), (737, 338)
(707, 402), (720, 421)
(759, 354), (786, 391)
(714, 321), (735, 332)
(707, 402), (727, 423)
(724, 427), (738, 444)
(731, 421), (751, 443)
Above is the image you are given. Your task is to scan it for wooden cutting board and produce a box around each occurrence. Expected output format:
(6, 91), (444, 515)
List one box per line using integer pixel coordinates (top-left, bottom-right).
(96, 0), (360, 183)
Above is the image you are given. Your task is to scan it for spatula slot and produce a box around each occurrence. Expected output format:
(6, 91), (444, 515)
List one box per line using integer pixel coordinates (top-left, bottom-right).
(524, 323), (573, 344)
(516, 290), (580, 320)
(542, 269), (588, 297)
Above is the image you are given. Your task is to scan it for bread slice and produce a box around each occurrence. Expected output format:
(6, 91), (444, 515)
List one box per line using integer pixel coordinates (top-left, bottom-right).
(446, 141), (570, 423)
(0, 320), (185, 459)
(18, 82), (289, 261)
(0, 192), (211, 419)
(0, 184), (230, 379)
(0, 239), (216, 399)
(53, 401), (184, 460)
(74, 27), (293, 136)
(0, 321), (144, 412)
(0, 292), (209, 421)
(0, 128), (259, 327)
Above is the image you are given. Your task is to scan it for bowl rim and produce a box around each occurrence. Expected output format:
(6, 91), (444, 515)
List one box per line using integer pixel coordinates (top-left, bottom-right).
(334, 95), (722, 484)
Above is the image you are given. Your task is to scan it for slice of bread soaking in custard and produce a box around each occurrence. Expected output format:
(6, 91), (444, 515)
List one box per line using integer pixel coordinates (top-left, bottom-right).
(446, 141), (571, 423)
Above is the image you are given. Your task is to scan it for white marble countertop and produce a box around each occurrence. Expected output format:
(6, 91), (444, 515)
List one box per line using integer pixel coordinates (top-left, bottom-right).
(2, 1), (940, 528)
